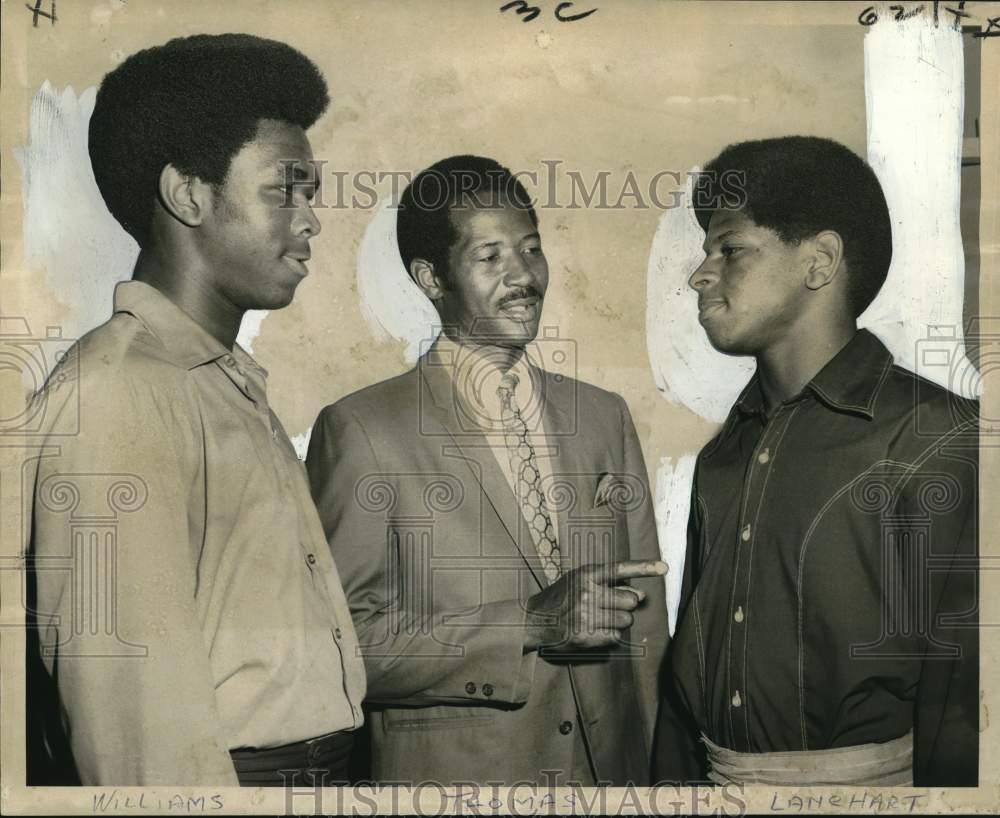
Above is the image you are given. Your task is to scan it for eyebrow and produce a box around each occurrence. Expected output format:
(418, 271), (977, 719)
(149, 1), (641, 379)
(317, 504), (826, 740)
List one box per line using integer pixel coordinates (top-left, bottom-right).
(273, 161), (319, 180)
(469, 231), (542, 252)
(272, 165), (322, 198)
(702, 229), (742, 253)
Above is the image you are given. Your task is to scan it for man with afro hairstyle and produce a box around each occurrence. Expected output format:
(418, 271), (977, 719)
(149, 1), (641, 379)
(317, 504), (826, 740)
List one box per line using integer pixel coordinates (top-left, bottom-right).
(26, 34), (365, 786)
(656, 136), (978, 786)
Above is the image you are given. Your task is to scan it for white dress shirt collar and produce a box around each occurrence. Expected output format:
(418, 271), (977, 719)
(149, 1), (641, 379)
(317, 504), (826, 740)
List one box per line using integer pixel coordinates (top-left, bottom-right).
(434, 333), (545, 434)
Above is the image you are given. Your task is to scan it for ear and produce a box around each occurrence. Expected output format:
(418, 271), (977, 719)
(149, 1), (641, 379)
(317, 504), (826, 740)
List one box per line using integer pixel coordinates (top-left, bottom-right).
(157, 164), (213, 228)
(410, 259), (447, 300)
(804, 230), (844, 291)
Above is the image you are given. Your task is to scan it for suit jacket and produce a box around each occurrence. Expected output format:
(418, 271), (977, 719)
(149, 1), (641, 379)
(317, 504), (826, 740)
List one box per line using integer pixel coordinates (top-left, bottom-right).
(306, 342), (668, 785)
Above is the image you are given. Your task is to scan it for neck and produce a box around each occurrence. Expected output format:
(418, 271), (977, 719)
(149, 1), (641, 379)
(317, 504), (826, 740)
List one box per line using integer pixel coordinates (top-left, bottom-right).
(440, 329), (525, 372)
(132, 245), (243, 349)
(755, 316), (856, 413)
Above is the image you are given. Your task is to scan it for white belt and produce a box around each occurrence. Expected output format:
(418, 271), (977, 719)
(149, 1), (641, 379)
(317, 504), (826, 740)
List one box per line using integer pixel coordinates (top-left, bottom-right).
(701, 731), (913, 786)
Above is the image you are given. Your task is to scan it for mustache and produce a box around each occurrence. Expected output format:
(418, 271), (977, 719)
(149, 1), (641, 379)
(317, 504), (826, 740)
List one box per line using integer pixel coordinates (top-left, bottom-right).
(499, 287), (543, 307)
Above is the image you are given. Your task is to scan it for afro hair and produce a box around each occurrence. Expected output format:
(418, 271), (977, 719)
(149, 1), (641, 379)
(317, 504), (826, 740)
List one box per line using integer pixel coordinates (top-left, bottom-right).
(88, 33), (329, 246)
(693, 136), (893, 318)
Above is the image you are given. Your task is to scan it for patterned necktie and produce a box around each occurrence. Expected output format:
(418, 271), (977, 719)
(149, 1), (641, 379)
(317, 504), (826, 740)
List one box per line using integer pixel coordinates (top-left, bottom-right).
(497, 372), (561, 583)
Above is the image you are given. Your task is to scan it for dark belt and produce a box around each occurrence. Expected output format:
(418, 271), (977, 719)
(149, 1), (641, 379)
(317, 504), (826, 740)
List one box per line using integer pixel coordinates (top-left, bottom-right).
(230, 730), (354, 787)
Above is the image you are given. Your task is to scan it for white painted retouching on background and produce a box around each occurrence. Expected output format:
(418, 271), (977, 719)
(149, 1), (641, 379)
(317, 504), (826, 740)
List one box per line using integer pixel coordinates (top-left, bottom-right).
(17, 83), (271, 354)
(16, 83), (138, 341)
(645, 168), (756, 426)
(862, 14), (978, 398)
(356, 197), (441, 364)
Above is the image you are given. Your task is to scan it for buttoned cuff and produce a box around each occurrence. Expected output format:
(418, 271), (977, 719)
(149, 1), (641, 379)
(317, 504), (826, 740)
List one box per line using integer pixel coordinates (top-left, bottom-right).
(458, 598), (539, 705)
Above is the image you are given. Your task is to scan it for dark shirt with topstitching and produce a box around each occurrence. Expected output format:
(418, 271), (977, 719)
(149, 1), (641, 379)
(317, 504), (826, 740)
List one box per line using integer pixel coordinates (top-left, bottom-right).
(660, 330), (978, 786)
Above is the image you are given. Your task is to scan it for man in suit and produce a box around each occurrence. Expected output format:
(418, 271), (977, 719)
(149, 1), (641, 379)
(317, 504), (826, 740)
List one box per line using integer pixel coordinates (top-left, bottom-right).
(307, 155), (669, 786)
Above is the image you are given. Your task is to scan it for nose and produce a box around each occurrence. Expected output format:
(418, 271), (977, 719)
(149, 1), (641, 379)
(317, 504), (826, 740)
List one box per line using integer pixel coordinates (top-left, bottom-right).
(688, 255), (715, 292)
(293, 201), (322, 239)
(505, 250), (541, 288)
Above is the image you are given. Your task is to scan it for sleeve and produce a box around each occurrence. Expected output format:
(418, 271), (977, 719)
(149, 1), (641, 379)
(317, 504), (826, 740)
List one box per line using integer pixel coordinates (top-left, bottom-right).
(306, 402), (538, 708)
(676, 464), (704, 625)
(906, 420), (979, 786)
(652, 460), (708, 783)
(615, 396), (669, 750)
(29, 369), (239, 786)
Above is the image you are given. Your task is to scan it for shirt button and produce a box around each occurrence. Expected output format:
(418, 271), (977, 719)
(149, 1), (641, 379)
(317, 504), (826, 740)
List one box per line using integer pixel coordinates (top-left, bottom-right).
(758, 448), (770, 464)
(734, 606), (745, 623)
(741, 524), (751, 542)
(307, 553), (317, 565)
(731, 690), (742, 708)
(559, 721), (573, 735)
(482, 683), (494, 697)
(465, 682), (477, 694)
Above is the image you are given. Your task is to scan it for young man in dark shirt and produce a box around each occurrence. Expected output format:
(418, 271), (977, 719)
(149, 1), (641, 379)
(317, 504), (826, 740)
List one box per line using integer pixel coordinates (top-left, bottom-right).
(657, 136), (978, 787)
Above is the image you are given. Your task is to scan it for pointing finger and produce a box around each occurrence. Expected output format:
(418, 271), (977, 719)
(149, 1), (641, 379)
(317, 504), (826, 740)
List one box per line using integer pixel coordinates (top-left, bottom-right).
(602, 560), (667, 584)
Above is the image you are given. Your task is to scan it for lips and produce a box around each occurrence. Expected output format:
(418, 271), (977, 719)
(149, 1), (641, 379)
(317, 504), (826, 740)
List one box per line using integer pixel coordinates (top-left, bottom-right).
(698, 298), (726, 319)
(283, 252), (310, 277)
(499, 296), (541, 320)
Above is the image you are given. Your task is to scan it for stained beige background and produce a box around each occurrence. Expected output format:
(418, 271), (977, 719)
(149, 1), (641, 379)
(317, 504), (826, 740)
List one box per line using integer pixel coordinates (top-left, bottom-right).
(1, 0), (997, 814)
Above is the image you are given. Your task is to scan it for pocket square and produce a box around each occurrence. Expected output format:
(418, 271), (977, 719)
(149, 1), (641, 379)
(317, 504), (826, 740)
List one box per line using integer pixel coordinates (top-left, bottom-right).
(594, 472), (620, 508)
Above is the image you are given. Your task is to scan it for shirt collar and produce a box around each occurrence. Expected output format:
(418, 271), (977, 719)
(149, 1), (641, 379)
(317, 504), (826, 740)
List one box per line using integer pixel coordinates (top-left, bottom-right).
(735, 330), (893, 421)
(433, 333), (541, 429)
(113, 280), (266, 377)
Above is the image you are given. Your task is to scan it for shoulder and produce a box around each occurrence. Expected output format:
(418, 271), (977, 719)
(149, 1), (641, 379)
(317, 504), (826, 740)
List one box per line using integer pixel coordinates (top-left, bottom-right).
(541, 369), (628, 418)
(49, 313), (191, 398)
(875, 363), (979, 443)
(33, 313), (198, 446)
(314, 367), (421, 431)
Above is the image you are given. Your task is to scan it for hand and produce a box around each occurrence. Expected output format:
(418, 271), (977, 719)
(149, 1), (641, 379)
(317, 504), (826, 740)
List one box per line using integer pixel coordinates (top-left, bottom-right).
(523, 560), (667, 652)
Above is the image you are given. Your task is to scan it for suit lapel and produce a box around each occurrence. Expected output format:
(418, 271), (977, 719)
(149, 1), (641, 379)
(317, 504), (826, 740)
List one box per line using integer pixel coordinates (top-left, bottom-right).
(418, 346), (546, 590)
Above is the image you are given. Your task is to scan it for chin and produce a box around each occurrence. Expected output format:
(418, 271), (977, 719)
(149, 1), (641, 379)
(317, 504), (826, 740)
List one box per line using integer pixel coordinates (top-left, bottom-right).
(464, 318), (538, 347)
(250, 296), (293, 311)
(702, 327), (752, 357)
(501, 326), (539, 348)
(257, 284), (300, 310)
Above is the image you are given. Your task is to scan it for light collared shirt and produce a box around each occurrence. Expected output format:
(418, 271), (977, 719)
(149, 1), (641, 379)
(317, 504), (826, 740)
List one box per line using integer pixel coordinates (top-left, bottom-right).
(434, 333), (561, 547)
(27, 281), (365, 785)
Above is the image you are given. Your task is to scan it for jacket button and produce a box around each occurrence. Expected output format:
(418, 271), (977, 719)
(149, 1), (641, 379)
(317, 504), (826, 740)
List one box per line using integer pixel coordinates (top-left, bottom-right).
(559, 720), (573, 735)
(465, 682), (477, 694)
(307, 553), (317, 565)
(482, 683), (494, 697)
